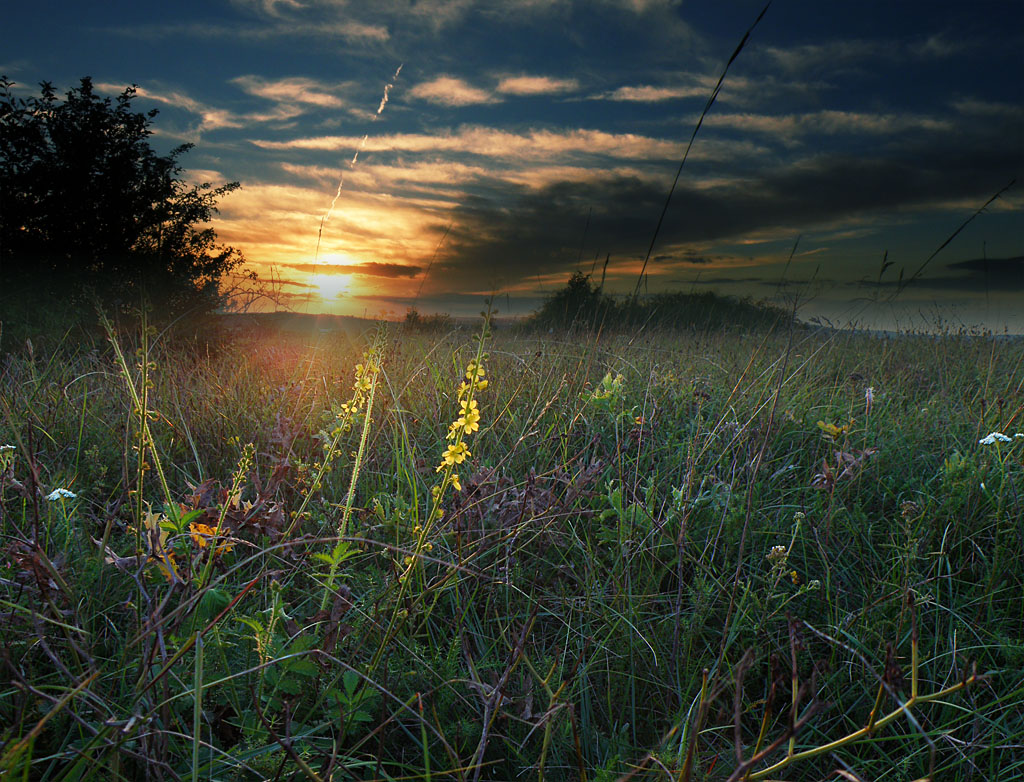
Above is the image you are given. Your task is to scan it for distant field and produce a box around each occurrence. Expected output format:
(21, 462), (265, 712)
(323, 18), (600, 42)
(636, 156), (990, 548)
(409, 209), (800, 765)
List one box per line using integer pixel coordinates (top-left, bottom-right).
(1, 319), (1022, 780)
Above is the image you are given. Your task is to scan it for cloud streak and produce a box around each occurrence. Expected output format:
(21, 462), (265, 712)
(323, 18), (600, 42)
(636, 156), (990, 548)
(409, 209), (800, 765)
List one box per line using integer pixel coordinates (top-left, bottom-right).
(496, 75), (579, 95)
(230, 75), (348, 108)
(408, 76), (497, 106)
(285, 262), (423, 278)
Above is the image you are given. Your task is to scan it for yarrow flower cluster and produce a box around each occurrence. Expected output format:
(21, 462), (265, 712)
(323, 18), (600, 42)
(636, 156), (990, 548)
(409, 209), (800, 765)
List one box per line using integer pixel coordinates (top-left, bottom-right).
(46, 488), (77, 501)
(979, 431), (1012, 445)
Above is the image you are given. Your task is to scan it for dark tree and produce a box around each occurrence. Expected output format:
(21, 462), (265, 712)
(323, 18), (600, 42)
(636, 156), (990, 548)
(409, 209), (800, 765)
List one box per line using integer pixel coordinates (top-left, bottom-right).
(531, 271), (609, 329)
(0, 76), (246, 325)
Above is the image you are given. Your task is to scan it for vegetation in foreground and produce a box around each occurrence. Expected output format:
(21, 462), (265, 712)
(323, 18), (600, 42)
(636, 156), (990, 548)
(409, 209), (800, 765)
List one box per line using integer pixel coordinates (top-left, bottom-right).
(1, 313), (1023, 780)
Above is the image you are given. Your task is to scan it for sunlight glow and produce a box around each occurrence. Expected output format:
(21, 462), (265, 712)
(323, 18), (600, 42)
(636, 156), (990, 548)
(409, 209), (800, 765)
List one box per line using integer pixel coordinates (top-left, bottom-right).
(309, 271), (354, 300)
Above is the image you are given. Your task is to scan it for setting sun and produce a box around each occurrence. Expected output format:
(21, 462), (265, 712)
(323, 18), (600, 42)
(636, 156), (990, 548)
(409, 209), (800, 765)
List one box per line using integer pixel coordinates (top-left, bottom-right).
(311, 271), (353, 300)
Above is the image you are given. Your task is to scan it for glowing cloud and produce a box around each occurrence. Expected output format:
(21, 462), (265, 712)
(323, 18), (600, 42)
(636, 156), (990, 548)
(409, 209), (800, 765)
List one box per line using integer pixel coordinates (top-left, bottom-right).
(408, 76), (498, 106)
(230, 75), (347, 108)
(496, 75), (579, 95)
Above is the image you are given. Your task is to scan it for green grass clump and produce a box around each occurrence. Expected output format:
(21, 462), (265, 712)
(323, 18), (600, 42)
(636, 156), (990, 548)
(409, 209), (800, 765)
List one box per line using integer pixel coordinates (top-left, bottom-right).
(1, 314), (1022, 780)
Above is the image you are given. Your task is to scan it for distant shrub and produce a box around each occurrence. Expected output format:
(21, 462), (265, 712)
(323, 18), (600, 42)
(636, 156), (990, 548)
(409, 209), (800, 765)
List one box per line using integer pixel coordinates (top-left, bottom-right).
(403, 307), (454, 333)
(526, 272), (793, 332)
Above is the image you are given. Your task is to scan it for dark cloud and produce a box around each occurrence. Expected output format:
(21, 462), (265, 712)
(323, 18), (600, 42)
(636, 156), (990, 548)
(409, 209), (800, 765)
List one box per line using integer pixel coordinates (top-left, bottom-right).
(277, 278), (315, 288)
(284, 262), (422, 278)
(943, 257), (1024, 290)
(352, 291), (545, 316)
(843, 257), (1024, 292)
(426, 116), (1021, 290)
(655, 251), (715, 264)
(676, 276), (768, 285)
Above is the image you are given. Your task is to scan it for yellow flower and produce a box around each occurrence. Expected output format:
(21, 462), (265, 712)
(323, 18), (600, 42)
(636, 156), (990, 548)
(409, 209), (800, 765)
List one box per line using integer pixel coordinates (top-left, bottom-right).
(451, 473), (462, 491)
(458, 399), (481, 434)
(466, 361), (485, 381)
(437, 441), (470, 470)
(458, 378), (488, 395)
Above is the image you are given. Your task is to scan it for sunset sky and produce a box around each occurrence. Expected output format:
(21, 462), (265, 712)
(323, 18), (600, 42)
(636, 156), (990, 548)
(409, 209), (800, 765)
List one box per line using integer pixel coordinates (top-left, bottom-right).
(5, 1), (1023, 329)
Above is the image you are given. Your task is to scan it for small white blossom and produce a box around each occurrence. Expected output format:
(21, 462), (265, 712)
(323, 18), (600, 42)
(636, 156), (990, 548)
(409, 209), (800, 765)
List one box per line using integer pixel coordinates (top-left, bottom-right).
(0, 444), (15, 452)
(1016, 433), (1024, 439)
(46, 488), (77, 501)
(979, 432), (1012, 445)
(767, 544), (788, 563)
(865, 386), (875, 413)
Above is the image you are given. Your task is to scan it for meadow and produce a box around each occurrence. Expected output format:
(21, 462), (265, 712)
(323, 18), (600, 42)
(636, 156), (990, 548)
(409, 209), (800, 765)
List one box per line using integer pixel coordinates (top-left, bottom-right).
(1, 311), (1023, 780)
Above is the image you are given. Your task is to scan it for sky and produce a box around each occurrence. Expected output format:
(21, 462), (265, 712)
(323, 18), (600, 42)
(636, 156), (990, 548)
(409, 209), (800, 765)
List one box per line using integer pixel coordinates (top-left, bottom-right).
(4, 0), (1023, 330)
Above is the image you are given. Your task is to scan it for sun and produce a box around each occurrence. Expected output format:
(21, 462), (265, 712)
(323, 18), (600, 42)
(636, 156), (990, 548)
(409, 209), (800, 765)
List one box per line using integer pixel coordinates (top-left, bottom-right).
(309, 271), (354, 300)
(300, 254), (359, 301)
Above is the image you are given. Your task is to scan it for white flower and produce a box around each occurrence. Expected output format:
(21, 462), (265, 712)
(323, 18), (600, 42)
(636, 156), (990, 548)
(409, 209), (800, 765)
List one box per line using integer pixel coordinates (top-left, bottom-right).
(767, 544), (788, 563)
(979, 432), (1012, 445)
(0, 444), (15, 452)
(46, 488), (77, 501)
(1016, 433), (1024, 439)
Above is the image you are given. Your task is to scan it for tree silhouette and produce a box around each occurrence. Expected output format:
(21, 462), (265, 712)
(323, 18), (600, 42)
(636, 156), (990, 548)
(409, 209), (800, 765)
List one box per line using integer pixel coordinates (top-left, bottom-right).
(0, 76), (246, 325)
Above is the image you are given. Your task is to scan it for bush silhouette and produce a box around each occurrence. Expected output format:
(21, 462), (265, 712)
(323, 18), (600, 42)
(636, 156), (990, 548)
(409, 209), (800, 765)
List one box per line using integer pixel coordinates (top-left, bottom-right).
(529, 271), (793, 332)
(0, 76), (247, 331)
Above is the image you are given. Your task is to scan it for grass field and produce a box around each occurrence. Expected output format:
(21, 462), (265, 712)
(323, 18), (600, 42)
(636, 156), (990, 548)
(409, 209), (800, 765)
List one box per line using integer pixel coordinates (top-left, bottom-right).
(1, 312), (1023, 780)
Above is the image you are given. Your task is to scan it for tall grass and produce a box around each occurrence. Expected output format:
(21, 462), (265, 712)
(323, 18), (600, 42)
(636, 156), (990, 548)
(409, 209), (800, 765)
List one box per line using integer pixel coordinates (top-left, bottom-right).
(1, 315), (1022, 779)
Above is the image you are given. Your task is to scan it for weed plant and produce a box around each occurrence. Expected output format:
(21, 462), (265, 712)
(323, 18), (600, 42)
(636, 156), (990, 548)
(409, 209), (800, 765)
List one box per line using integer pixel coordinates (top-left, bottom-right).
(1, 313), (1023, 780)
